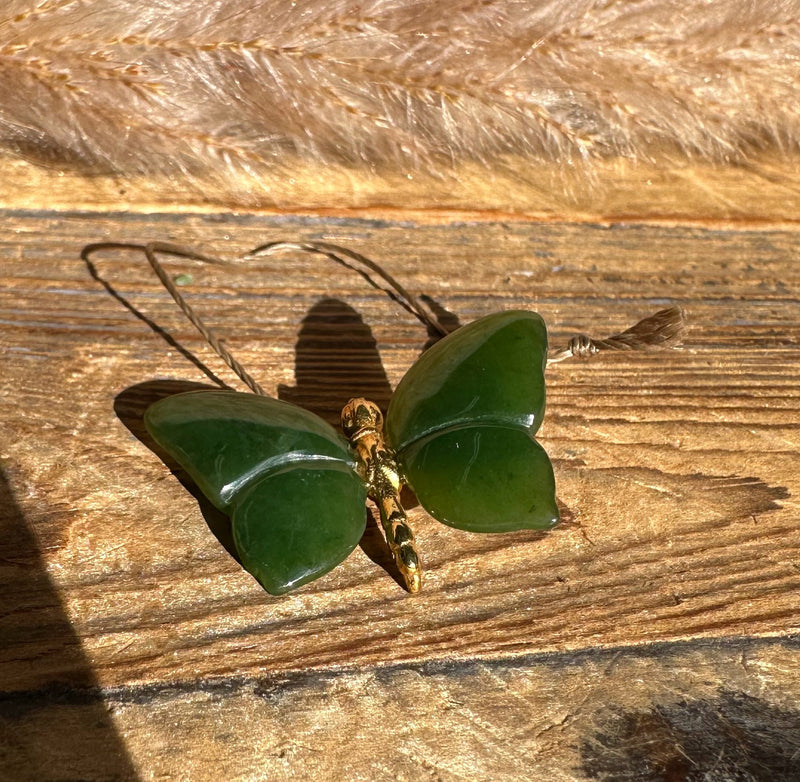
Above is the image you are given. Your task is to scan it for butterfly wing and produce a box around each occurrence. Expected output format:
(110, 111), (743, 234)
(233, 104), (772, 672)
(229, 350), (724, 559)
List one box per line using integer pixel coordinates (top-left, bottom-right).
(145, 390), (367, 594)
(386, 311), (558, 532)
(396, 424), (557, 532)
(230, 460), (368, 594)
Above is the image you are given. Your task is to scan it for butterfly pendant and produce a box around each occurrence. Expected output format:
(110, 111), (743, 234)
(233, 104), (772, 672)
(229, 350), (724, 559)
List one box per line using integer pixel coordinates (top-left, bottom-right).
(145, 309), (558, 595)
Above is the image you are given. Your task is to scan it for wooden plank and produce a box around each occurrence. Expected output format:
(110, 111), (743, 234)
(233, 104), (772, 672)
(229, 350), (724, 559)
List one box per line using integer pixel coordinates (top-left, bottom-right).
(3, 638), (799, 781)
(1, 209), (799, 779)
(2, 211), (798, 685)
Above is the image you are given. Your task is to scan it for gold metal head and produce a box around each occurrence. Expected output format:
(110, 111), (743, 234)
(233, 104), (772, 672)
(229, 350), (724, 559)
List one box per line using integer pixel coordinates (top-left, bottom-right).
(341, 397), (384, 440)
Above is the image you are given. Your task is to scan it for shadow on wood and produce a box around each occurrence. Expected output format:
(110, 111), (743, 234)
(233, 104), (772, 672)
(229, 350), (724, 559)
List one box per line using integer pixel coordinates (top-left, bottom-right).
(278, 297), (394, 426)
(277, 297), (450, 589)
(419, 293), (463, 349)
(0, 466), (139, 781)
(82, 246), (233, 390)
(580, 688), (800, 781)
(114, 379), (239, 564)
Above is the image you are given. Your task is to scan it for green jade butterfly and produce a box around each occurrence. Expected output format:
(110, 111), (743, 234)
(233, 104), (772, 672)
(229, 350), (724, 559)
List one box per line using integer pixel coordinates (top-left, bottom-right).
(145, 309), (557, 595)
(84, 239), (681, 596)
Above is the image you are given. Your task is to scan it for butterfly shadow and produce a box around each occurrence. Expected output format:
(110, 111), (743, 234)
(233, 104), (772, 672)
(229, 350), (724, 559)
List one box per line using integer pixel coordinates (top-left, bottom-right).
(114, 379), (240, 565)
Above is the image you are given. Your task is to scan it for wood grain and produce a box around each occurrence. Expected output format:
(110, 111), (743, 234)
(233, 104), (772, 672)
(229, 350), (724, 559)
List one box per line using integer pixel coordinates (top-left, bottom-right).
(4, 639), (799, 781)
(2, 210), (799, 780)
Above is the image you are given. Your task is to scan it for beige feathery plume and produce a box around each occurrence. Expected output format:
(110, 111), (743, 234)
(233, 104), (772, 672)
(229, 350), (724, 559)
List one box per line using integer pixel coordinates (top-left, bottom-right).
(1, 0), (798, 202)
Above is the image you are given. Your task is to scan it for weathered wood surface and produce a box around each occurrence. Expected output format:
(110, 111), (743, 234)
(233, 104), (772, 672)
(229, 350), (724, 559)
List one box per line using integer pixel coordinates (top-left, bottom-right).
(2, 210), (799, 780)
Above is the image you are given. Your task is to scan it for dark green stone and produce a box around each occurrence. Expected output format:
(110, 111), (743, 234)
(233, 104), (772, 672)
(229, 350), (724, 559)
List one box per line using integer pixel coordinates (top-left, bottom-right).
(144, 390), (367, 594)
(386, 310), (548, 451)
(232, 462), (368, 594)
(386, 310), (557, 533)
(400, 424), (558, 532)
(145, 390), (356, 510)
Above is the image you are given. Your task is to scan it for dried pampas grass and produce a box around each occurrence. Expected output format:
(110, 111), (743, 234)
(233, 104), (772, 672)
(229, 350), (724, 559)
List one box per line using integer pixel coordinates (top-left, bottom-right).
(1, 0), (798, 202)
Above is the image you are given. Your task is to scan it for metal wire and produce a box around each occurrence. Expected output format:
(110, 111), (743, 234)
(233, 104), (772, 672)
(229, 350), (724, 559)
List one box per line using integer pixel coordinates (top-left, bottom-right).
(547, 306), (686, 366)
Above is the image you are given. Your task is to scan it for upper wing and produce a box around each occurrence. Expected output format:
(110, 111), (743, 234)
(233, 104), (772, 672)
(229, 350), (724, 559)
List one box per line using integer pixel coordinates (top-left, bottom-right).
(386, 310), (548, 451)
(145, 390), (357, 510)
